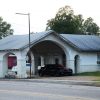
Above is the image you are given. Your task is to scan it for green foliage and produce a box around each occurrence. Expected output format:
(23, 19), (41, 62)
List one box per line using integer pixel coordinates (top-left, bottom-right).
(0, 17), (13, 39)
(46, 6), (100, 35)
(83, 17), (100, 35)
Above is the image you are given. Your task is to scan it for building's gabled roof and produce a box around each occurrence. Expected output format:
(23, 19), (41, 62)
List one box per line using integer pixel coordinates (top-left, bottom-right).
(61, 34), (100, 52)
(0, 30), (54, 51)
(0, 30), (100, 52)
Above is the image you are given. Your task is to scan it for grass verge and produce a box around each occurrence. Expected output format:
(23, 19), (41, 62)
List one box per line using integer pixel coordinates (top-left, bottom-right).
(76, 71), (100, 86)
(76, 71), (100, 76)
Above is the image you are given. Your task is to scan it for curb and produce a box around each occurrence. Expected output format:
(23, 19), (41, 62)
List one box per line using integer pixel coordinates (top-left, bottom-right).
(0, 78), (100, 87)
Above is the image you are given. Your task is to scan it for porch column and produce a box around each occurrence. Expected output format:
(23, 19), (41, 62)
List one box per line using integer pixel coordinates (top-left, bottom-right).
(69, 58), (75, 73)
(16, 54), (27, 78)
(41, 56), (44, 66)
(31, 53), (35, 75)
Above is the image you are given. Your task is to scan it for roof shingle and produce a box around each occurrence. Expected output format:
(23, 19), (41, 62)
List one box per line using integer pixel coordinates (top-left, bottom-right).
(61, 34), (100, 51)
(0, 30), (100, 52)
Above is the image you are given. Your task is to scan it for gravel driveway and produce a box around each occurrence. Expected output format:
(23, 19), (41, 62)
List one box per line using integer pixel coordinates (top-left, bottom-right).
(38, 76), (100, 81)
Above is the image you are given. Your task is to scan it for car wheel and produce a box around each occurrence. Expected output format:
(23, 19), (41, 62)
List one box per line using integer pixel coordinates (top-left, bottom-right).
(55, 72), (60, 77)
(39, 72), (43, 77)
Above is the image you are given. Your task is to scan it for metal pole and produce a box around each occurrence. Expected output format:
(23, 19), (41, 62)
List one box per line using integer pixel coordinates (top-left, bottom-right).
(16, 13), (31, 78)
(28, 13), (32, 78)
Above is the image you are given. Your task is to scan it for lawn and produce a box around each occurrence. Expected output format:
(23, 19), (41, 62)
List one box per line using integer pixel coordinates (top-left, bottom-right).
(77, 71), (100, 84)
(77, 71), (100, 76)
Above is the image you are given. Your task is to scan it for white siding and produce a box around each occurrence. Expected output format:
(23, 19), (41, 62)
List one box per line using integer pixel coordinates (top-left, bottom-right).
(79, 52), (100, 72)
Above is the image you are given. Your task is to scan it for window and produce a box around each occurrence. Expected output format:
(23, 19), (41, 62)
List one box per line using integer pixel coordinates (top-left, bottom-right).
(97, 53), (100, 64)
(38, 57), (41, 66)
(8, 56), (17, 69)
(55, 58), (59, 64)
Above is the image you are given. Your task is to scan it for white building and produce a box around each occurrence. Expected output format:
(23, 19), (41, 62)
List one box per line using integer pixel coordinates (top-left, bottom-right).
(0, 30), (100, 78)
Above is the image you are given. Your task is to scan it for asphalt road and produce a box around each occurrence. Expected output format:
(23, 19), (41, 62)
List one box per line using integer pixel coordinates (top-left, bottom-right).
(0, 80), (100, 100)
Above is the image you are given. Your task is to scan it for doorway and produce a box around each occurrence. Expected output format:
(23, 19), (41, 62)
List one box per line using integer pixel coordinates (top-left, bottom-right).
(74, 55), (80, 74)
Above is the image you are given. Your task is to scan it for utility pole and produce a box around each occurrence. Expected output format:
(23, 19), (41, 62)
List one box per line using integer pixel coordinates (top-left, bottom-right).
(16, 13), (31, 78)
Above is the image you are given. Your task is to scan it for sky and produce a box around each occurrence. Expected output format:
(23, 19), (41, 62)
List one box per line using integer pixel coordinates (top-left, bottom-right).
(0, 0), (100, 35)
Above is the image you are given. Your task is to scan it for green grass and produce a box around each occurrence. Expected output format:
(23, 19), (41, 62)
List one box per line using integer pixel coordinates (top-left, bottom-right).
(76, 71), (100, 76)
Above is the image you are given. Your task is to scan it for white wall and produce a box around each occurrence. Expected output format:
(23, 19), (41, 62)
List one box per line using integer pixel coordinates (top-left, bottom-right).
(42, 34), (71, 66)
(42, 34), (100, 73)
(0, 50), (28, 78)
(79, 52), (100, 72)
(0, 33), (99, 78)
(40, 34), (79, 73)
(0, 52), (4, 77)
(44, 54), (62, 64)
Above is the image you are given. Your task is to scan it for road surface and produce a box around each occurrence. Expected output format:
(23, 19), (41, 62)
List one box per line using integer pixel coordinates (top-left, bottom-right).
(0, 80), (99, 100)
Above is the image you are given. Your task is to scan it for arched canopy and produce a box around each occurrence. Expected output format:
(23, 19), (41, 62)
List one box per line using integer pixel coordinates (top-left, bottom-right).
(31, 40), (65, 55)
(29, 40), (68, 74)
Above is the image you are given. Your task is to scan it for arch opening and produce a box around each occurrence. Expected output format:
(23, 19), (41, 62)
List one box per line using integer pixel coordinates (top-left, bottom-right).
(3, 52), (17, 76)
(30, 40), (68, 75)
(74, 55), (80, 74)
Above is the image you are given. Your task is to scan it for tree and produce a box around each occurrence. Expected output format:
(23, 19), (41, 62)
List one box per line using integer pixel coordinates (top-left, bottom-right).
(46, 6), (100, 35)
(0, 17), (13, 39)
(82, 17), (99, 35)
(46, 6), (75, 34)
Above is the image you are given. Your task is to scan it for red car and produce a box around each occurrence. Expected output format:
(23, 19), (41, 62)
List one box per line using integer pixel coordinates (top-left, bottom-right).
(38, 64), (73, 77)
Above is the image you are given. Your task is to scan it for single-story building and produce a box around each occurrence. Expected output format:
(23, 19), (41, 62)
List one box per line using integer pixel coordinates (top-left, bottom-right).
(0, 30), (100, 78)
